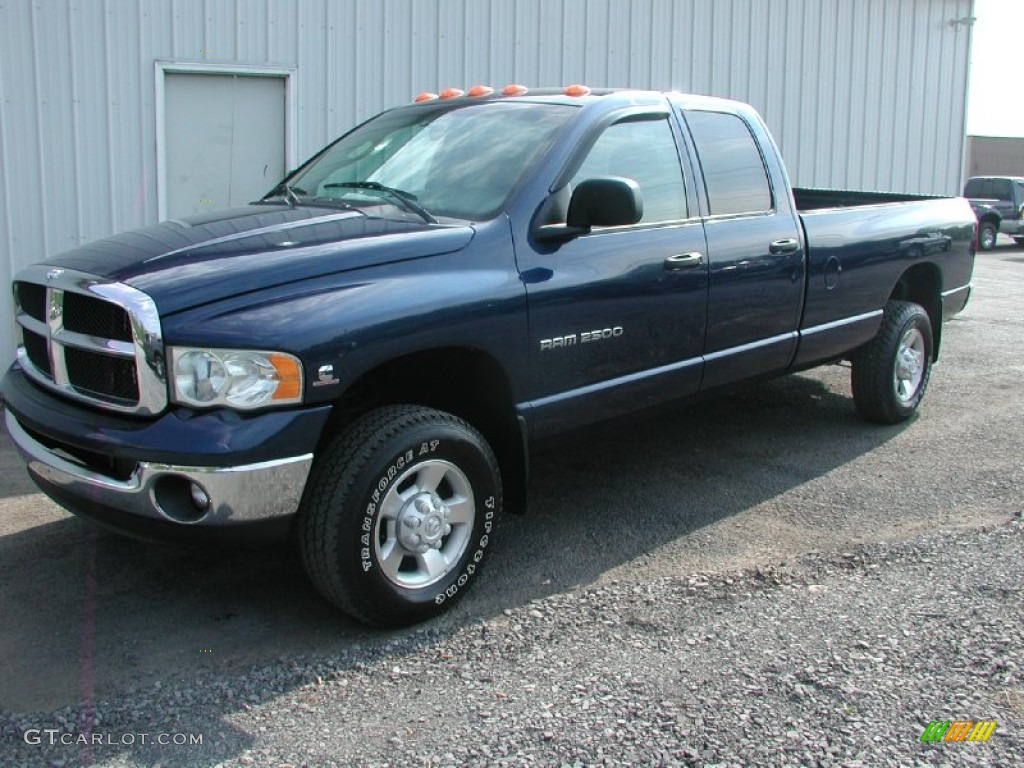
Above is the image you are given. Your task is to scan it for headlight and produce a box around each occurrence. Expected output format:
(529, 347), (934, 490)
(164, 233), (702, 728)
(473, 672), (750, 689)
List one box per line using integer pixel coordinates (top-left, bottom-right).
(169, 347), (303, 409)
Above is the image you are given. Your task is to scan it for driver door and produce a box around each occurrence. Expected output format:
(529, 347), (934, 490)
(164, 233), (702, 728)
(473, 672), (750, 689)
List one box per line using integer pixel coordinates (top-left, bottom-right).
(518, 113), (709, 435)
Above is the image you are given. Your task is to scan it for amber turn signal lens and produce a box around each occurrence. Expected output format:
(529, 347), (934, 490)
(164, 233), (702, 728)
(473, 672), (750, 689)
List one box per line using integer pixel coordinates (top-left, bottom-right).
(467, 85), (494, 97)
(439, 87), (465, 99)
(502, 84), (529, 96)
(414, 91), (438, 102)
(269, 353), (303, 400)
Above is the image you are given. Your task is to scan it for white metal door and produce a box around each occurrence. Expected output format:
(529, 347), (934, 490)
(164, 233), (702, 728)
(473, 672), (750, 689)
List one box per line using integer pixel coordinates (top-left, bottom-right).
(163, 73), (285, 219)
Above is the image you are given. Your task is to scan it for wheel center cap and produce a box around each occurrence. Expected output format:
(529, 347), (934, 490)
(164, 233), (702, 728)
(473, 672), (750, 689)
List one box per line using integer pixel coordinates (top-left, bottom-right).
(396, 493), (452, 554)
(898, 349), (920, 379)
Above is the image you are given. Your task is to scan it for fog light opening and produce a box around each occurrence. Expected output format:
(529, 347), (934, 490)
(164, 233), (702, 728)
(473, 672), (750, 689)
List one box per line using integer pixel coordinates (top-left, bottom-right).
(153, 475), (210, 523)
(189, 482), (211, 512)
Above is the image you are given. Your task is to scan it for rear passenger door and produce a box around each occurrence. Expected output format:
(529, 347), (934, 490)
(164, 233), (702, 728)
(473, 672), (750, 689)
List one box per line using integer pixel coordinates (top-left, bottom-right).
(680, 109), (805, 390)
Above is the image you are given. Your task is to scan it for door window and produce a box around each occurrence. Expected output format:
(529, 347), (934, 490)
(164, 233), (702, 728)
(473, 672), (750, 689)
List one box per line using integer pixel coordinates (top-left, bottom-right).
(571, 118), (687, 224)
(684, 110), (772, 216)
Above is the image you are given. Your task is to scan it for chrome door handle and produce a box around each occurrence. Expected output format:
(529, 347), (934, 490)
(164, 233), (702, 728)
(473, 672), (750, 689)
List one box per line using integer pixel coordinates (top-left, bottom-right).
(769, 238), (800, 254)
(664, 252), (704, 271)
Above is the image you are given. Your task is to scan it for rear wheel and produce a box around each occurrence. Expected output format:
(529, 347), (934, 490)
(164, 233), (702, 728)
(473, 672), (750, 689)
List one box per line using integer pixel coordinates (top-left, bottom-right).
(1013, 236), (1024, 246)
(299, 405), (501, 627)
(978, 221), (997, 251)
(851, 300), (933, 424)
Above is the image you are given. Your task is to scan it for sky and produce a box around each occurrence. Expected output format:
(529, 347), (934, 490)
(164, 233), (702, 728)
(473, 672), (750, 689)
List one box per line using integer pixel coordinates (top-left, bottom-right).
(967, 0), (1024, 136)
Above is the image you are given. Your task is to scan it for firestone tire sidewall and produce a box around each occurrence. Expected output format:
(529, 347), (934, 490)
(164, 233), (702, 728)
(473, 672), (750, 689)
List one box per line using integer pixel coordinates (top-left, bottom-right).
(339, 423), (500, 623)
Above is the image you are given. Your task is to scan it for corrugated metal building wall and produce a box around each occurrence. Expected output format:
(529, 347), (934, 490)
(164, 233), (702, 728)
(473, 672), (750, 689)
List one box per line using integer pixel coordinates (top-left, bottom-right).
(0, 0), (974, 365)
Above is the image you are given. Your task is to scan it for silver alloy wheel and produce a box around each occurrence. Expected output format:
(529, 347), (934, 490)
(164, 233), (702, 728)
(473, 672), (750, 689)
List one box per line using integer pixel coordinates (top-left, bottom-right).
(893, 327), (926, 402)
(374, 459), (474, 589)
(980, 226), (996, 250)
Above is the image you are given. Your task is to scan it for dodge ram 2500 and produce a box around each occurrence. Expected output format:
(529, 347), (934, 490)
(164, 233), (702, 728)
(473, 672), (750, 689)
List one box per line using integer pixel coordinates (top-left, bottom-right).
(3, 87), (975, 626)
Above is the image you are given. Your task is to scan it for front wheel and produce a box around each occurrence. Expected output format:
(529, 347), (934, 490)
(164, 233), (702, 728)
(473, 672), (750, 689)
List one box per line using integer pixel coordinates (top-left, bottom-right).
(1013, 236), (1024, 246)
(299, 405), (501, 627)
(851, 301), (933, 424)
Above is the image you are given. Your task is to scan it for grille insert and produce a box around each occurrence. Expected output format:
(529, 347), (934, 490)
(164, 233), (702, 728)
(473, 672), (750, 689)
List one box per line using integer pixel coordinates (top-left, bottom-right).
(22, 329), (51, 376)
(65, 347), (139, 402)
(63, 291), (133, 342)
(15, 281), (47, 322)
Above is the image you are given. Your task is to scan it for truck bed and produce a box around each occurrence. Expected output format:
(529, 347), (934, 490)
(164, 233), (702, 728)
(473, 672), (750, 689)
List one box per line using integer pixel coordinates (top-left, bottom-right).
(792, 193), (975, 370)
(793, 187), (940, 211)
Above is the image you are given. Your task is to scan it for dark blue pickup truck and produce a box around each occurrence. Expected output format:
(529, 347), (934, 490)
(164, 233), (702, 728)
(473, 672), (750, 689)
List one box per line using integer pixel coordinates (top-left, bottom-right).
(3, 88), (975, 626)
(964, 175), (1024, 250)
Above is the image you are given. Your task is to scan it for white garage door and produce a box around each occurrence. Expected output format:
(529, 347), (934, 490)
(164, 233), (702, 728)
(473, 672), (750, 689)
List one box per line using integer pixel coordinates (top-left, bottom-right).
(164, 73), (286, 219)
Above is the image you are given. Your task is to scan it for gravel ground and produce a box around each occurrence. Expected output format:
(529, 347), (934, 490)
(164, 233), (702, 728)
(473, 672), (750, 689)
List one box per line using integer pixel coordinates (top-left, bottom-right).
(3, 514), (1021, 767)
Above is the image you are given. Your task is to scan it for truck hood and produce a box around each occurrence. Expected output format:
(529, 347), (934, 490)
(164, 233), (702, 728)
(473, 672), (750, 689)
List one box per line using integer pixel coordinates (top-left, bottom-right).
(40, 205), (475, 314)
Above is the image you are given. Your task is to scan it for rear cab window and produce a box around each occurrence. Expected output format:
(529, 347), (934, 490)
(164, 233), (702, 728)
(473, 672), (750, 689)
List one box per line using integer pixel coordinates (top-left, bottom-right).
(683, 110), (773, 216)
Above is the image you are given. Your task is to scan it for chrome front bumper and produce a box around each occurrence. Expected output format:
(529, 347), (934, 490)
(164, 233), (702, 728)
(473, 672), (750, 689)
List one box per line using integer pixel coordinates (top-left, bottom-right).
(5, 409), (312, 526)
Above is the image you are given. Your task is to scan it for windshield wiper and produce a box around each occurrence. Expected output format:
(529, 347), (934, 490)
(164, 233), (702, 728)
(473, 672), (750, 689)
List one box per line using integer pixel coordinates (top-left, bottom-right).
(323, 181), (438, 224)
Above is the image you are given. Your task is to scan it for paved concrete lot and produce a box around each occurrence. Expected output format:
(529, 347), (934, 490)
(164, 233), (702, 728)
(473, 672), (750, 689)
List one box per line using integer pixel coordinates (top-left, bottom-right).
(1, 239), (1021, 745)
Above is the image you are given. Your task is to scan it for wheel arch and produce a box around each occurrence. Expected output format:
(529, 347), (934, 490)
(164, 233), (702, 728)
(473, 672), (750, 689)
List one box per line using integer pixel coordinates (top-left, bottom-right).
(976, 213), (1000, 251)
(322, 346), (528, 513)
(888, 262), (943, 361)
(977, 211), (1001, 229)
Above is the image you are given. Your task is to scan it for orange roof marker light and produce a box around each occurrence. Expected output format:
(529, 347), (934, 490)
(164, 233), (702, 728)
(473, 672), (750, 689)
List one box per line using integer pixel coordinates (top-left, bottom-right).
(467, 85), (494, 97)
(564, 84), (591, 97)
(439, 87), (465, 99)
(502, 84), (529, 96)
(414, 91), (439, 102)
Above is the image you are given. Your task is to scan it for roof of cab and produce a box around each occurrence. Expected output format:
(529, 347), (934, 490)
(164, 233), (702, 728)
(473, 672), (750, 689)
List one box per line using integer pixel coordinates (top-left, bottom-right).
(403, 85), (758, 119)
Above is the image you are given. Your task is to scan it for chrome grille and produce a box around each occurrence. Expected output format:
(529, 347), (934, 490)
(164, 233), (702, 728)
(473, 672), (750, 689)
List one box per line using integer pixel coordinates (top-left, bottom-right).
(12, 266), (167, 415)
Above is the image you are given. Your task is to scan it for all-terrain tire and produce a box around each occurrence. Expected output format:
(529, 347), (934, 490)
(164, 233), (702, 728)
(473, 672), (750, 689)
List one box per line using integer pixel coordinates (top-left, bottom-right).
(299, 405), (502, 627)
(851, 300), (933, 424)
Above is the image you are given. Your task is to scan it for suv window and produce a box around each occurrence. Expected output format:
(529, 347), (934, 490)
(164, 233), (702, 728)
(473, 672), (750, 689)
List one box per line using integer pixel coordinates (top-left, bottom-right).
(571, 118), (687, 224)
(684, 110), (772, 216)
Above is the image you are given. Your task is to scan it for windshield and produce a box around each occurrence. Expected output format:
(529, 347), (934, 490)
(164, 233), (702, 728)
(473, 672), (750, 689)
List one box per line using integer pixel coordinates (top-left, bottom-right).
(281, 102), (575, 221)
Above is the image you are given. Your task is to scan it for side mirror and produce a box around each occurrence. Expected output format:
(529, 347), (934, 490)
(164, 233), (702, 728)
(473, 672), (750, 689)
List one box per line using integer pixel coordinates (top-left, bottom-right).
(568, 176), (643, 228)
(535, 177), (643, 242)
